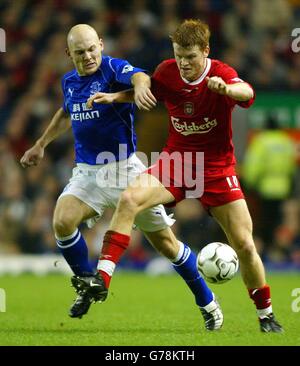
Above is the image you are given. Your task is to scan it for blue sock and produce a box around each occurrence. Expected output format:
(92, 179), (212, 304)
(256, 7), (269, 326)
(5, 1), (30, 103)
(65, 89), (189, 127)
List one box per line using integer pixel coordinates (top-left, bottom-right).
(172, 242), (214, 307)
(56, 229), (94, 276)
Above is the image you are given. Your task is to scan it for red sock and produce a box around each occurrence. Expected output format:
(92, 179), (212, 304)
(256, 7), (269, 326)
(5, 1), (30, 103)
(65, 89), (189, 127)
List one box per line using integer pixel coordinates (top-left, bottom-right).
(97, 230), (130, 288)
(248, 284), (272, 310)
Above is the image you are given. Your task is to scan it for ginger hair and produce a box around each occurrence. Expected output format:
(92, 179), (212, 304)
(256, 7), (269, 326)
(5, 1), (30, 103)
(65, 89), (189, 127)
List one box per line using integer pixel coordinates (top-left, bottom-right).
(170, 19), (210, 50)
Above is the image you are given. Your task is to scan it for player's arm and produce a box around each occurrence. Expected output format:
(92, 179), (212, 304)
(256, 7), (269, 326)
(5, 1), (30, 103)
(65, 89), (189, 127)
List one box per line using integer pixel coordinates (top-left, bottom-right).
(131, 72), (157, 110)
(206, 76), (254, 102)
(86, 89), (135, 108)
(20, 107), (70, 168)
(86, 87), (155, 110)
(87, 72), (157, 111)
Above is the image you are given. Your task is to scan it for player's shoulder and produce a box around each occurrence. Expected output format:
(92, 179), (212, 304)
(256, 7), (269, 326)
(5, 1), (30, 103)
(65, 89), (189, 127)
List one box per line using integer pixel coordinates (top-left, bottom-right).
(153, 59), (177, 76)
(102, 54), (136, 76)
(102, 54), (117, 66)
(210, 59), (237, 75)
(103, 54), (128, 69)
(100, 54), (114, 71)
(61, 69), (78, 88)
(62, 69), (77, 81)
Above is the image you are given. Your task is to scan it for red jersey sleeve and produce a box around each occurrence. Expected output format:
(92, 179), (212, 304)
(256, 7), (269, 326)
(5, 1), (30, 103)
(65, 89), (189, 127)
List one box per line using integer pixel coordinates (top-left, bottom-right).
(214, 62), (255, 108)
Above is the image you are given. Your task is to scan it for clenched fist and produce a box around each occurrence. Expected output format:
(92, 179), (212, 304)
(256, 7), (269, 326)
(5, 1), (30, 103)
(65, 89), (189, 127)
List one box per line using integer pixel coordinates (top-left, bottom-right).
(20, 143), (44, 168)
(205, 76), (228, 95)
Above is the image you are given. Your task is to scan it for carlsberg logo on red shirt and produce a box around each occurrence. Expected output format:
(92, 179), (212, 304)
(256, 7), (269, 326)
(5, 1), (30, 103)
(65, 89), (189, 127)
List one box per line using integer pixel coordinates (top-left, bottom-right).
(171, 116), (218, 136)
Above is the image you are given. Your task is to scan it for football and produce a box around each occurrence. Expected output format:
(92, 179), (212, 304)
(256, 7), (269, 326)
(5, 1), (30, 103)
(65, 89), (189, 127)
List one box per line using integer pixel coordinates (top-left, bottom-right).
(197, 242), (239, 284)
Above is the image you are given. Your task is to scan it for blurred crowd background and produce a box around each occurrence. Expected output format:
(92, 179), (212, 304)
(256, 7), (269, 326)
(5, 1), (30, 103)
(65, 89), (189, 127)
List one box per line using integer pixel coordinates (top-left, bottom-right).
(0, 0), (300, 271)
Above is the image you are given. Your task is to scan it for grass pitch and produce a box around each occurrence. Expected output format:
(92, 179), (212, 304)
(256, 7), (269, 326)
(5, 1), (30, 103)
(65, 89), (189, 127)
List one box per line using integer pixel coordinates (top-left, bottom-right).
(0, 272), (299, 346)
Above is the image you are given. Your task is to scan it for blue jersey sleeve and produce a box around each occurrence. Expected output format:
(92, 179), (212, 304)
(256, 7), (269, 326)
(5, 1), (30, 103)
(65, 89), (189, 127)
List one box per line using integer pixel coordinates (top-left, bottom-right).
(109, 58), (146, 86)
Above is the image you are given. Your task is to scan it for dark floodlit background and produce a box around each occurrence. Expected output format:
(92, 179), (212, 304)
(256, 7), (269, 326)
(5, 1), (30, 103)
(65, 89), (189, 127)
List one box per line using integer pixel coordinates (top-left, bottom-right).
(0, 0), (300, 274)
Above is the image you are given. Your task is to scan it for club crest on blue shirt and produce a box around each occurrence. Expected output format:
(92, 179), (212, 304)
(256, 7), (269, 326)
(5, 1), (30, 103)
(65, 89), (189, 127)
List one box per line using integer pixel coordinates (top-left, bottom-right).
(122, 65), (134, 74)
(90, 81), (102, 95)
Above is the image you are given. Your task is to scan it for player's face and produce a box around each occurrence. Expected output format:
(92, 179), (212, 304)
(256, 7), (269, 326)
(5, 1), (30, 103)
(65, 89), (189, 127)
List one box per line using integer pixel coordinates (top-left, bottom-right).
(173, 43), (209, 82)
(68, 37), (104, 76)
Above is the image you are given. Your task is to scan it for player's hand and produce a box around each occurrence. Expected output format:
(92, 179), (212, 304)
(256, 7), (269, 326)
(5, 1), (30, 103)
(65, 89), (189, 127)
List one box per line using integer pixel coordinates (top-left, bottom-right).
(205, 76), (228, 95)
(134, 86), (157, 111)
(20, 143), (44, 168)
(86, 93), (116, 108)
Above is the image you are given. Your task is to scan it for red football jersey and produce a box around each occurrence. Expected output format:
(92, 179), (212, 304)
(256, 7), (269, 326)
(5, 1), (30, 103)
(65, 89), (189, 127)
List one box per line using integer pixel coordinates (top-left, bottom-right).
(151, 58), (255, 169)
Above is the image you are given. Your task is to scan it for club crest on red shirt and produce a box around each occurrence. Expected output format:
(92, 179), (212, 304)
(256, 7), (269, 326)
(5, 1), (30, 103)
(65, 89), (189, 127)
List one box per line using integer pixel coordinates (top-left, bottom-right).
(184, 102), (194, 115)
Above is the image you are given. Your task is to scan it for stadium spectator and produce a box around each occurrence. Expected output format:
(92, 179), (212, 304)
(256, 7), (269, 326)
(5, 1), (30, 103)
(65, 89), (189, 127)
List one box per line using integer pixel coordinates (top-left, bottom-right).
(264, 199), (300, 268)
(19, 24), (223, 331)
(91, 19), (283, 333)
(243, 115), (297, 249)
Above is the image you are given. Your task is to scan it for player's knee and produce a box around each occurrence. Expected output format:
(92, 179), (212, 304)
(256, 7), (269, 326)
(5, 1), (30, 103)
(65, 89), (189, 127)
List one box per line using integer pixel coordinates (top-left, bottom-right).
(52, 213), (78, 237)
(119, 189), (141, 214)
(234, 237), (257, 261)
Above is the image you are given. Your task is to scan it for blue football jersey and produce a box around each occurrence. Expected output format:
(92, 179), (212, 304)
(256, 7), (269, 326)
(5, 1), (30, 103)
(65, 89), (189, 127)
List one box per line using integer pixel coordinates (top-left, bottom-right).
(61, 55), (145, 165)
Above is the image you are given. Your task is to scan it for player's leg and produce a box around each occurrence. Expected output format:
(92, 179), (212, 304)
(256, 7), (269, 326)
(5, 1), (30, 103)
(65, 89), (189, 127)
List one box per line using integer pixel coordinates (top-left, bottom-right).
(53, 194), (108, 318)
(53, 194), (96, 276)
(146, 227), (215, 308)
(210, 199), (283, 332)
(111, 173), (175, 234)
(96, 173), (175, 288)
(145, 227), (223, 330)
(211, 199), (264, 288)
(95, 161), (223, 330)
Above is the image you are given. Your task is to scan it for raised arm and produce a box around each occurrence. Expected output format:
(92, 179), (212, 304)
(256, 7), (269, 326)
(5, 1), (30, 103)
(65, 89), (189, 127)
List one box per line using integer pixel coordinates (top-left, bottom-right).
(205, 76), (254, 102)
(20, 107), (71, 167)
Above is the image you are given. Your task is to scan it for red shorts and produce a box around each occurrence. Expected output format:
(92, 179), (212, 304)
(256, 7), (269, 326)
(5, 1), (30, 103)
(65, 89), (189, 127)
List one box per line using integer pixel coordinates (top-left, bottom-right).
(146, 152), (244, 210)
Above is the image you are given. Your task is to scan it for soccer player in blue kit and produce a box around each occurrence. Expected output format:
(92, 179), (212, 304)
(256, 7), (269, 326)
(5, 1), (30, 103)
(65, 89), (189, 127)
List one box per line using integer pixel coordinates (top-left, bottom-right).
(20, 24), (223, 329)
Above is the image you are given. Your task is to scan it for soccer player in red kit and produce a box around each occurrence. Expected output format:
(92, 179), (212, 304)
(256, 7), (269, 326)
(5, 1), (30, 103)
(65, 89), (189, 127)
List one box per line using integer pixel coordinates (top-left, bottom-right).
(89, 19), (283, 333)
